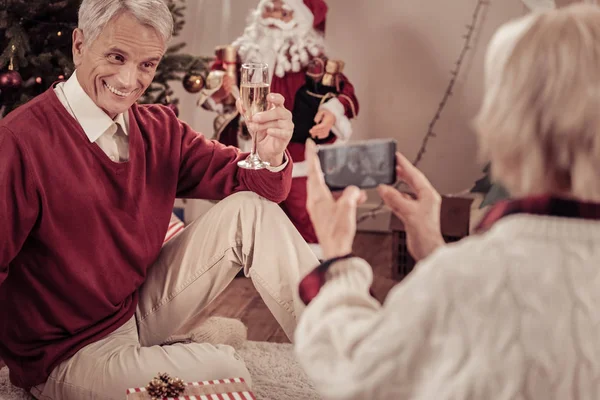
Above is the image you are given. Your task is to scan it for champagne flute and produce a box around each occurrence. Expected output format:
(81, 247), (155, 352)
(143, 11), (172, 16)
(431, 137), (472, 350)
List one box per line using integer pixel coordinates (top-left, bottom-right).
(238, 63), (271, 170)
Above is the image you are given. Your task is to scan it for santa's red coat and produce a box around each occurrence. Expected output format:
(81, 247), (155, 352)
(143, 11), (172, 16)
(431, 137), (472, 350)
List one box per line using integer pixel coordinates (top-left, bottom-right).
(211, 58), (359, 244)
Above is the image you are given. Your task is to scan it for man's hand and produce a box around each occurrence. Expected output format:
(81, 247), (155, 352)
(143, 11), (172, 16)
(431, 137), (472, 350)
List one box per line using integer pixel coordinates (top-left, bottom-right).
(309, 109), (336, 139)
(377, 153), (445, 261)
(305, 139), (367, 259)
(237, 93), (293, 167)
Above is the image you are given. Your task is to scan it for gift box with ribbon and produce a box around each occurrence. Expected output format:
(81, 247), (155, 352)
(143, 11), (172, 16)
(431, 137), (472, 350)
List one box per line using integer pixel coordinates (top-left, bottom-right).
(126, 375), (255, 400)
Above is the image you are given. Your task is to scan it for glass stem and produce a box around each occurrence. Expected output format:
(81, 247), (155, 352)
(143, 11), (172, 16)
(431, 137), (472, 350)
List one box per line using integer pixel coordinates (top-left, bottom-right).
(250, 124), (258, 157)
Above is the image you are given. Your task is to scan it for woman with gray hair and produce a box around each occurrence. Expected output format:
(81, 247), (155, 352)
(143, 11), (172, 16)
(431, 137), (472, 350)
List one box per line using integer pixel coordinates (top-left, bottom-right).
(294, 4), (600, 399)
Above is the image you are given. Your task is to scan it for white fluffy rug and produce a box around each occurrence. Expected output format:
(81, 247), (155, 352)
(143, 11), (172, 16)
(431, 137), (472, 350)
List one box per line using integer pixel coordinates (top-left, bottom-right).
(239, 341), (320, 400)
(0, 341), (321, 400)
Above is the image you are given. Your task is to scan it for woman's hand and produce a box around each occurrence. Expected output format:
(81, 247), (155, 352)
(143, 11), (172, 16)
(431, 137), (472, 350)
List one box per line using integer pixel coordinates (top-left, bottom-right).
(305, 139), (367, 259)
(377, 153), (445, 260)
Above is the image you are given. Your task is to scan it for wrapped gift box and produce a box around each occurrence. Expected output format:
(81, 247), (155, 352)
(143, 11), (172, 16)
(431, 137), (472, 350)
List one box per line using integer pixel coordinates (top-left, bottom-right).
(164, 212), (185, 244)
(126, 377), (256, 400)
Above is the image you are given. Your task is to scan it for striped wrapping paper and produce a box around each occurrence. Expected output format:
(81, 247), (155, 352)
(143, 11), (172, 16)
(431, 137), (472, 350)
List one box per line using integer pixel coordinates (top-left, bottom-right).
(126, 377), (256, 400)
(163, 213), (185, 244)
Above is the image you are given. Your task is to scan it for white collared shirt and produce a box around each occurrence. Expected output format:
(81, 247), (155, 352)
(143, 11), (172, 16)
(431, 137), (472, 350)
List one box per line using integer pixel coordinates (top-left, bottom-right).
(55, 70), (288, 171)
(54, 71), (129, 163)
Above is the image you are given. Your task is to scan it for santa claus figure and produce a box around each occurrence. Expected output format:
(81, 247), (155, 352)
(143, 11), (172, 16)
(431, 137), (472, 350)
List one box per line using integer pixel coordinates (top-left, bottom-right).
(198, 0), (359, 258)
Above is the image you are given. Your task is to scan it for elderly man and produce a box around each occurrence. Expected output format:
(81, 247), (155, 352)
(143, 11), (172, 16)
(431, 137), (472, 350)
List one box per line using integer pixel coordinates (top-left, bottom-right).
(0, 0), (317, 399)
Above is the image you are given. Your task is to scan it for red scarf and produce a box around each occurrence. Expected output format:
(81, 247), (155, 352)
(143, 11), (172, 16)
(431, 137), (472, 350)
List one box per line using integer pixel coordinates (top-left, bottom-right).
(299, 195), (600, 306)
(476, 195), (600, 233)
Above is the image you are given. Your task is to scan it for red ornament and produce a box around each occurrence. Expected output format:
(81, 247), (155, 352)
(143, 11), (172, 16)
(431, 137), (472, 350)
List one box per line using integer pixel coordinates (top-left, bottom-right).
(0, 70), (22, 89)
(166, 102), (179, 117)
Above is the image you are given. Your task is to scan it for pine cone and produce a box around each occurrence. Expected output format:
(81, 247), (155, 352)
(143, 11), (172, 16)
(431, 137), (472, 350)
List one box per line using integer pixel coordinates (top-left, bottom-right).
(158, 372), (171, 383)
(146, 377), (168, 400)
(146, 372), (185, 399)
(165, 376), (185, 397)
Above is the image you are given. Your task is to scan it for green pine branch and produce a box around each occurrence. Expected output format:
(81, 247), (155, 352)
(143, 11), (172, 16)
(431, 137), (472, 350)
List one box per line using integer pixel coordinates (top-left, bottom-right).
(1, 0), (212, 117)
(0, 24), (31, 70)
(167, 42), (187, 53)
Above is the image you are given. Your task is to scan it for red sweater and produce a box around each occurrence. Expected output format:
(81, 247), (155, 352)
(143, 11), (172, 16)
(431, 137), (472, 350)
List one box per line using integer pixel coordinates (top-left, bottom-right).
(0, 87), (292, 389)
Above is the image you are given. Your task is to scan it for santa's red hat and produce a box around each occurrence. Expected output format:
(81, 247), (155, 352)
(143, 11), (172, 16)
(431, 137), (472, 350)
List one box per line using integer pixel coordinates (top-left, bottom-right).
(302, 0), (328, 33)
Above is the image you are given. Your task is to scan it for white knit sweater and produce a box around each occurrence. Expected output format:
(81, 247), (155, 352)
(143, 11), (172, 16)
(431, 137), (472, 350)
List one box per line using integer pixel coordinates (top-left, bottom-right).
(294, 214), (600, 399)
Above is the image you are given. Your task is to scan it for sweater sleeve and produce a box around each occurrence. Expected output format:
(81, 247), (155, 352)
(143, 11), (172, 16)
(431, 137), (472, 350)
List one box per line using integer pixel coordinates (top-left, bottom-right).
(294, 255), (448, 399)
(0, 128), (40, 287)
(174, 114), (292, 203)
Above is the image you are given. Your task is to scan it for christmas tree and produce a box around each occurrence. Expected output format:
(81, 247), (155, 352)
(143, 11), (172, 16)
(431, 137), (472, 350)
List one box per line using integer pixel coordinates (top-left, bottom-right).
(0, 0), (213, 118)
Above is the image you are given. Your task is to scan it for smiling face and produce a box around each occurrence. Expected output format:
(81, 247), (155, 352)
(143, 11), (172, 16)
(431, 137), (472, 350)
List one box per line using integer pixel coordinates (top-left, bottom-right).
(72, 11), (165, 119)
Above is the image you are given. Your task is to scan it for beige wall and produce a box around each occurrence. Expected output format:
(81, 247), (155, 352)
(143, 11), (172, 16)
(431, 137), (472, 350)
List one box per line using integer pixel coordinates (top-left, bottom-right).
(174, 0), (529, 195)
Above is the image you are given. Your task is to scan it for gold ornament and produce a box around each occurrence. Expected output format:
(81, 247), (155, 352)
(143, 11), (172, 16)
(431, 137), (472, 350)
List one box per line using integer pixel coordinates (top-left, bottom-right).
(182, 73), (205, 93)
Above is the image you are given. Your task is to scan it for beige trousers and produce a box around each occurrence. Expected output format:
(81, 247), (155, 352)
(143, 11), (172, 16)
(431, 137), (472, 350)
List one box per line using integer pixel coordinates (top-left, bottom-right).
(30, 192), (318, 400)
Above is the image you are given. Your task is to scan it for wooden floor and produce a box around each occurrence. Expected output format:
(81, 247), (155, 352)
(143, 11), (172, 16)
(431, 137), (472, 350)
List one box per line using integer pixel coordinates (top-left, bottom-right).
(195, 231), (399, 343)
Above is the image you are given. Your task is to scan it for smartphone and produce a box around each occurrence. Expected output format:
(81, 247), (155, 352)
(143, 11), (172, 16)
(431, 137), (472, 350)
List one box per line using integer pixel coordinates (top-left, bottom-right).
(317, 139), (397, 190)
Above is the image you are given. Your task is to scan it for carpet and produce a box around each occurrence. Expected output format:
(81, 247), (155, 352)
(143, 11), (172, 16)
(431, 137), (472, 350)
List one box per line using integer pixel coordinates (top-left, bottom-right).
(0, 341), (321, 400)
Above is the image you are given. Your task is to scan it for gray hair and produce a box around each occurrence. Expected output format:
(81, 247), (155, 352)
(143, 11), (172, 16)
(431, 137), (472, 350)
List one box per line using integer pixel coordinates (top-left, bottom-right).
(78, 0), (173, 46)
(474, 4), (600, 201)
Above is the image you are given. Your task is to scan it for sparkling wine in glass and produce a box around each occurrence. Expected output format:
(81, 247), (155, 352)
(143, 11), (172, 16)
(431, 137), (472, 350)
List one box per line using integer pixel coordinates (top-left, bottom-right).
(238, 63), (271, 170)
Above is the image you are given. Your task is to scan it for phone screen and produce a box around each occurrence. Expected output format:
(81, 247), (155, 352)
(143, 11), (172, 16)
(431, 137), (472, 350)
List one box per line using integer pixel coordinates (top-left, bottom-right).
(317, 139), (397, 190)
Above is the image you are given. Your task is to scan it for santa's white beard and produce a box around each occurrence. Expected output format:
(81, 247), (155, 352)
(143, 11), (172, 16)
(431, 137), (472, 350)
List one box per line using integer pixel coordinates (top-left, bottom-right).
(232, 13), (326, 79)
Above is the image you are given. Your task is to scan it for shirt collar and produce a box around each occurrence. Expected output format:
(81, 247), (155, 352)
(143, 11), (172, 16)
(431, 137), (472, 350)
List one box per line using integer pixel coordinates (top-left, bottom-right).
(62, 70), (129, 143)
(114, 112), (127, 135)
